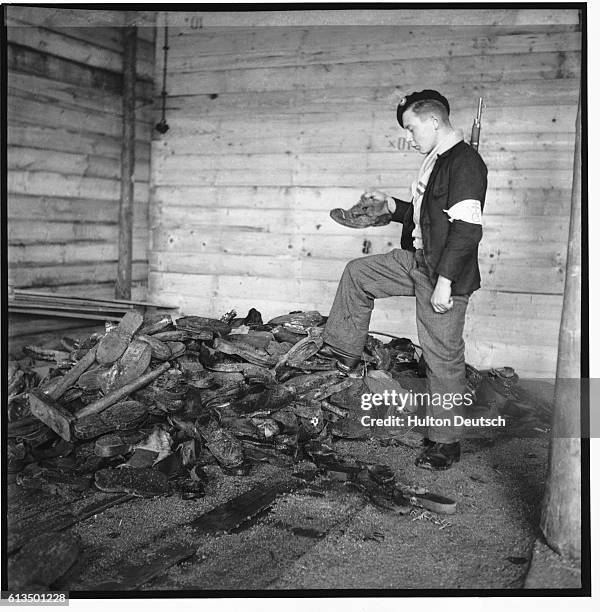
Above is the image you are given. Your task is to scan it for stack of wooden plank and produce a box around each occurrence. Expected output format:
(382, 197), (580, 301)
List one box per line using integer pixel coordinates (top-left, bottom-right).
(8, 289), (177, 322)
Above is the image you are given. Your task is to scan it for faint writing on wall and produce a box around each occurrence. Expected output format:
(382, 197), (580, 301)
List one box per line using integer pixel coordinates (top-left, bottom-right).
(184, 15), (203, 29)
(395, 137), (412, 151)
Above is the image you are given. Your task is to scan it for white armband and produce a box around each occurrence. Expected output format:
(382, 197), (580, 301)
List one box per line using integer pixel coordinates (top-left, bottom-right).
(443, 199), (482, 225)
(386, 196), (396, 214)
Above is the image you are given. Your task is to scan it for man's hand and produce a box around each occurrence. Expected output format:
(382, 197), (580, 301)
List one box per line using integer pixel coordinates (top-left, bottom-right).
(359, 190), (392, 216)
(361, 189), (389, 204)
(431, 276), (453, 313)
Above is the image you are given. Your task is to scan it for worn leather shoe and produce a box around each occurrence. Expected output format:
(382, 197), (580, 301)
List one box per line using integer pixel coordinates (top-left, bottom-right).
(329, 197), (392, 229)
(318, 344), (361, 370)
(415, 441), (460, 470)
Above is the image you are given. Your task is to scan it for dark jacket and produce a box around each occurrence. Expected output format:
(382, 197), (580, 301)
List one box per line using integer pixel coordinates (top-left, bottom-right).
(390, 140), (487, 295)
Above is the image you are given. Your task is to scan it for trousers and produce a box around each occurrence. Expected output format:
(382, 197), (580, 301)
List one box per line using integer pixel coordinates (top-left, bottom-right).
(323, 249), (469, 443)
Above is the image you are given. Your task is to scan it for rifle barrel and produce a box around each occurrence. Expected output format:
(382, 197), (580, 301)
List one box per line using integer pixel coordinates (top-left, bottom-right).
(470, 97), (484, 151)
(477, 97), (483, 123)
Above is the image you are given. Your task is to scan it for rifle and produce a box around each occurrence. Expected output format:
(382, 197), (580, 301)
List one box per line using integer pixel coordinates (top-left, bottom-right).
(470, 97), (484, 151)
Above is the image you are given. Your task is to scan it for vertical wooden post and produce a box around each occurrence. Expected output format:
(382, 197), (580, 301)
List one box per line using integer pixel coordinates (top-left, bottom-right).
(115, 21), (137, 300)
(539, 95), (581, 561)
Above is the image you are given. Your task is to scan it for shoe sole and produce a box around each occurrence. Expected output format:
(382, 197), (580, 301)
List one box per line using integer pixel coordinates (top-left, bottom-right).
(409, 491), (457, 514)
(329, 208), (392, 229)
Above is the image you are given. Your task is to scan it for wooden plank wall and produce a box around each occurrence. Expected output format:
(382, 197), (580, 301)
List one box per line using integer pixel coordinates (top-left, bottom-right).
(6, 8), (156, 349)
(148, 9), (581, 377)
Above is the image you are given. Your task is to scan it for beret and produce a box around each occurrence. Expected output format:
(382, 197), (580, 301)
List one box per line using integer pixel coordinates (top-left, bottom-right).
(396, 89), (450, 127)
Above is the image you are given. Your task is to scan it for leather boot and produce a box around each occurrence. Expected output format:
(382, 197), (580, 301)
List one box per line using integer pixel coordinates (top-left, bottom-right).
(318, 344), (361, 371)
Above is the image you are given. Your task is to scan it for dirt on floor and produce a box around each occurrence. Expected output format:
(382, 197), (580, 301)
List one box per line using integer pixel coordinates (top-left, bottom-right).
(8, 426), (580, 593)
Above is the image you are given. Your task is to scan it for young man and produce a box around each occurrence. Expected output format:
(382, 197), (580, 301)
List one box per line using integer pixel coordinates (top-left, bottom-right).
(320, 90), (488, 470)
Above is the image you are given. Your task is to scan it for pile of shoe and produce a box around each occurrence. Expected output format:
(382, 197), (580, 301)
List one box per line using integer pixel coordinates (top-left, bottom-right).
(9, 305), (543, 500)
(7, 308), (422, 498)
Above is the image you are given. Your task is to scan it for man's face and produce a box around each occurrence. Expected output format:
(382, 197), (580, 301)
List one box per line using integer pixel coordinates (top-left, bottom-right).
(402, 109), (437, 155)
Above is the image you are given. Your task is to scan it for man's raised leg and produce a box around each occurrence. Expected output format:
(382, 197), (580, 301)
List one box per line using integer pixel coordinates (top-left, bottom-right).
(323, 249), (416, 357)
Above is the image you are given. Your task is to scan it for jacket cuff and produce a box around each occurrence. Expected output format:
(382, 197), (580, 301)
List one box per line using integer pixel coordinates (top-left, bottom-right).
(390, 198), (411, 223)
(434, 262), (458, 282)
